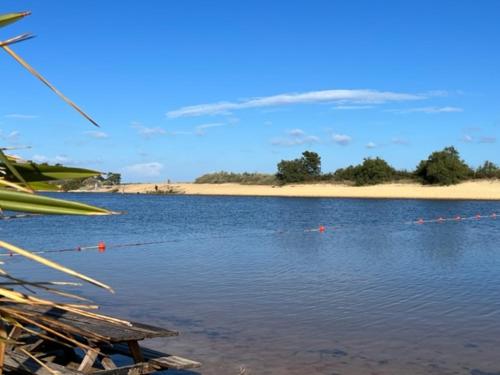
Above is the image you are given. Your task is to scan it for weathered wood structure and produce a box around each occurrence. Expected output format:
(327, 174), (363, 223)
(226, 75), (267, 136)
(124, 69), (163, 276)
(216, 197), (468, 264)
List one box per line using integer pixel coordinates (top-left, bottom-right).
(2, 304), (200, 375)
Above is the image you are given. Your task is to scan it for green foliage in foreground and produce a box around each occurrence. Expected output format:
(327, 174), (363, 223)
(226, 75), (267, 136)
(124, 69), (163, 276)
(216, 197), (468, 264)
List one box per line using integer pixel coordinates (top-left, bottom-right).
(195, 171), (277, 185)
(2, 162), (101, 183)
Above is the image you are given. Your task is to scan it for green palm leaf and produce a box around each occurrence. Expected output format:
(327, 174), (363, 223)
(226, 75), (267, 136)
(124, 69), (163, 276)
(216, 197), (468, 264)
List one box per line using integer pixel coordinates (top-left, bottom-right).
(0, 150), (31, 190)
(0, 189), (114, 215)
(0, 12), (30, 28)
(3, 162), (101, 183)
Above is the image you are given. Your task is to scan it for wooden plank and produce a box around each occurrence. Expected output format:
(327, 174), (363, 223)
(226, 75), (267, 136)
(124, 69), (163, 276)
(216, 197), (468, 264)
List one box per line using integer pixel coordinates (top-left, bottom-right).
(3, 304), (178, 342)
(127, 341), (144, 363)
(104, 343), (201, 370)
(150, 356), (202, 370)
(77, 348), (100, 373)
(100, 356), (117, 370)
(93, 363), (154, 375)
(4, 350), (82, 375)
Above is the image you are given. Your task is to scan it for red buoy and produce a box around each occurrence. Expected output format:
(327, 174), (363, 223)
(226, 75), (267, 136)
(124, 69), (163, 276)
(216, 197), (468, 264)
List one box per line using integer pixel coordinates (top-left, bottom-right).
(476, 214), (481, 219)
(98, 241), (106, 253)
(455, 215), (461, 221)
(417, 218), (424, 224)
(319, 226), (326, 233)
(492, 213), (497, 219)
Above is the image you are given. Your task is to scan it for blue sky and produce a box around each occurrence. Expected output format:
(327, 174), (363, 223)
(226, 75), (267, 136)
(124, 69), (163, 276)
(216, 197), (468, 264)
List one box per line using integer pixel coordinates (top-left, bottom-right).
(1, 1), (498, 182)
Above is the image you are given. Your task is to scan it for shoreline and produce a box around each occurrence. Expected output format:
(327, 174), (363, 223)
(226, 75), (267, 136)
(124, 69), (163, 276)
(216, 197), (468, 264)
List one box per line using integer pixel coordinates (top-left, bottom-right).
(86, 180), (500, 201)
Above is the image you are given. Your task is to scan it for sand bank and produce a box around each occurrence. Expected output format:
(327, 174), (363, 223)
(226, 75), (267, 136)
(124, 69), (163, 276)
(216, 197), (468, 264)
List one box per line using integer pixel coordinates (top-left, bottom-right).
(113, 180), (500, 200)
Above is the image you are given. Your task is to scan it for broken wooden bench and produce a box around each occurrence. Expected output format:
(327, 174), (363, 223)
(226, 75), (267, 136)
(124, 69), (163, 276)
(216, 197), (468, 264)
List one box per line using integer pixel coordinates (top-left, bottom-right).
(2, 304), (201, 374)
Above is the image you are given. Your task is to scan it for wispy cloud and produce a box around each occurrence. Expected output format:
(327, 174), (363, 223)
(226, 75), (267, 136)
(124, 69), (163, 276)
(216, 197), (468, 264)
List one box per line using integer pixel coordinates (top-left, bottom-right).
(461, 134), (474, 143)
(123, 162), (163, 178)
(194, 122), (225, 136)
(32, 154), (72, 164)
(479, 136), (496, 144)
(85, 131), (109, 139)
(388, 106), (463, 114)
(391, 137), (410, 145)
(461, 134), (496, 144)
(460, 134), (497, 143)
(132, 122), (167, 139)
(0, 130), (20, 141)
(271, 129), (320, 146)
(332, 134), (352, 146)
(366, 141), (377, 149)
(332, 105), (374, 110)
(167, 89), (425, 118)
(4, 114), (38, 119)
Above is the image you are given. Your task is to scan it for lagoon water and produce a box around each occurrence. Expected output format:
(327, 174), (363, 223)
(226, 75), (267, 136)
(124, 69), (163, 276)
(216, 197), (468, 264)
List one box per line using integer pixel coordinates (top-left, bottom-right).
(3, 193), (500, 375)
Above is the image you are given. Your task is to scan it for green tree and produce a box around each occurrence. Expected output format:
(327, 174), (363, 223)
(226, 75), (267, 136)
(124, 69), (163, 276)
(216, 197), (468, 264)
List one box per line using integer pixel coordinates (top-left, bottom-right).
(415, 146), (472, 185)
(302, 151), (321, 178)
(475, 161), (499, 179)
(276, 151), (321, 183)
(352, 157), (397, 186)
(103, 172), (121, 185)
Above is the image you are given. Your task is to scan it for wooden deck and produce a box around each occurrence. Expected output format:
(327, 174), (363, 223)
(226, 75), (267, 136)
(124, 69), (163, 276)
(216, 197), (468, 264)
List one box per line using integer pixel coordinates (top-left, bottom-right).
(2, 304), (201, 374)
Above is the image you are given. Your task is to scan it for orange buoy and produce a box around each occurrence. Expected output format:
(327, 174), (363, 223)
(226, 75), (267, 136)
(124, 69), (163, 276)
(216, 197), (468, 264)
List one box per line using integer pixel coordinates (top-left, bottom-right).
(98, 241), (106, 253)
(319, 225), (326, 233)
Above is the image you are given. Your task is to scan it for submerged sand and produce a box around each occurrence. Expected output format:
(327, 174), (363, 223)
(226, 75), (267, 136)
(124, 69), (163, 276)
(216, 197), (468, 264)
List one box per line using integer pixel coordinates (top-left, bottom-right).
(110, 180), (500, 200)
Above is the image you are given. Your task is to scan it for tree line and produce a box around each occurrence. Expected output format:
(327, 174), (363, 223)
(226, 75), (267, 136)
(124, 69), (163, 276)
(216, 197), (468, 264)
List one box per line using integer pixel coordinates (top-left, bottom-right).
(196, 146), (500, 186)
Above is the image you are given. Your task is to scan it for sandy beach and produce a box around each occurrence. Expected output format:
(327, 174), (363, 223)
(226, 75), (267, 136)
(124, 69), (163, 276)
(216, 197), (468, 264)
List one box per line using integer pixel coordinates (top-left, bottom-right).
(108, 180), (500, 200)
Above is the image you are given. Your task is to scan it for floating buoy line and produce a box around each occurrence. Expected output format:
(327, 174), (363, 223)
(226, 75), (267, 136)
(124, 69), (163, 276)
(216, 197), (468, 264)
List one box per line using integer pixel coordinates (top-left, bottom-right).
(305, 212), (498, 232)
(0, 212), (497, 258)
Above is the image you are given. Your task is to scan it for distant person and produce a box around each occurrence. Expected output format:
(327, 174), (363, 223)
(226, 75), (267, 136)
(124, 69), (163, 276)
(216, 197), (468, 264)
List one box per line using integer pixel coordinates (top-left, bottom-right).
(155, 185), (159, 192)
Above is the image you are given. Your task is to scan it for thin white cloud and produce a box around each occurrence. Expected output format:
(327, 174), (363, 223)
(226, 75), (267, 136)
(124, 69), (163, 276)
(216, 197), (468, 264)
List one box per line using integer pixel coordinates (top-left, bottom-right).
(32, 154), (72, 164)
(366, 141), (377, 149)
(123, 162), (163, 178)
(479, 136), (496, 144)
(195, 122), (225, 136)
(388, 106), (463, 114)
(0, 130), (20, 141)
(272, 129), (320, 147)
(85, 131), (109, 139)
(132, 123), (167, 139)
(461, 134), (496, 144)
(461, 134), (474, 143)
(332, 134), (352, 146)
(332, 105), (374, 110)
(167, 89), (425, 118)
(391, 137), (409, 145)
(4, 114), (38, 119)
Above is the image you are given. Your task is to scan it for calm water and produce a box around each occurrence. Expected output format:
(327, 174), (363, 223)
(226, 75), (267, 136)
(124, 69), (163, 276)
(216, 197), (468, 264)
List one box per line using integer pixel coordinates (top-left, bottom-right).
(2, 193), (500, 375)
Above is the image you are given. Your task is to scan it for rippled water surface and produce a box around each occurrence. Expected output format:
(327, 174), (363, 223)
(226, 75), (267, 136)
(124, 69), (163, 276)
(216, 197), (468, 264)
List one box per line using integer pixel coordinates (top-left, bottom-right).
(3, 194), (500, 375)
